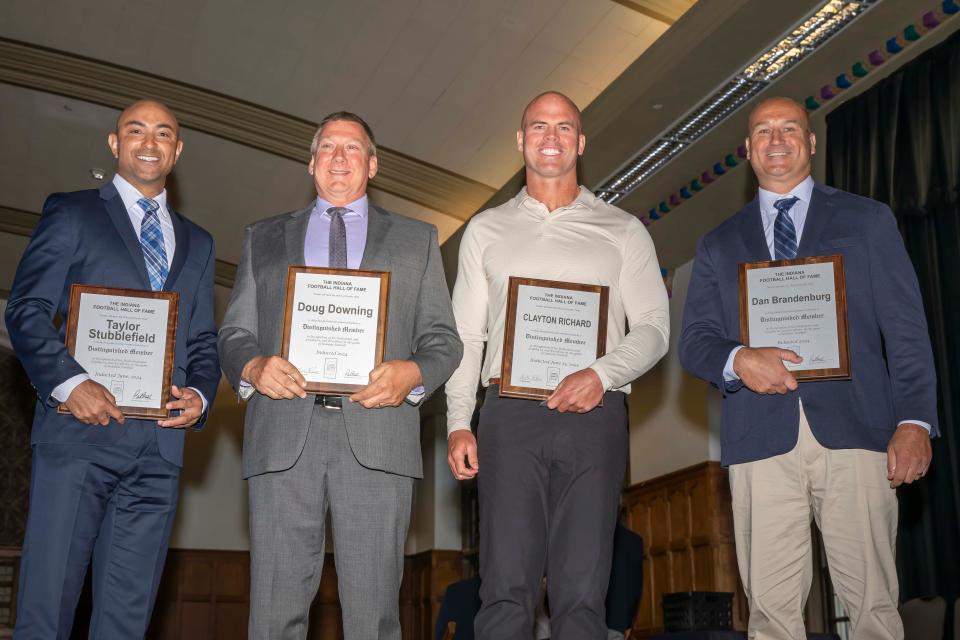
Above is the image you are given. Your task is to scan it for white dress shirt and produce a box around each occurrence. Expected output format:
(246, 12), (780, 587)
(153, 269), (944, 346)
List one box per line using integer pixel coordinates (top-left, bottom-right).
(444, 186), (670, 434)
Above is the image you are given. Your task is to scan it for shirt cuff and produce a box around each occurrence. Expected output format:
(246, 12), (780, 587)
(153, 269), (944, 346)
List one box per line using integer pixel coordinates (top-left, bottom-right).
(723, 346), (744, 382)
(239, 380), (256, 400)
(588, 364), (611, 392)
(404, 385), (425, 407)
(187, 387), (208, 413)
(51, 373), (90, 403)
(898, 420), (931, 434)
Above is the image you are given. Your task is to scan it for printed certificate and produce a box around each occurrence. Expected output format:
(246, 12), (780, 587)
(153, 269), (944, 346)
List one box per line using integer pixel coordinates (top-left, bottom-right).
(281, 267), (390, 394)
(500, 277), (608, 400)
(61, 285), (178, 419)
(739, 255), (850, 381)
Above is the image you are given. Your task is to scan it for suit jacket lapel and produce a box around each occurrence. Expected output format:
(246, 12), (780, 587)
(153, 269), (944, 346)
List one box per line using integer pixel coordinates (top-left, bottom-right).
(360, 206), (393, 270)
(284, 204), (313, 267)
(739, 198), (770, 261)
(797, 183), (834, 257)
(164, 208), (189, 291)
(99, 182), (152, 289)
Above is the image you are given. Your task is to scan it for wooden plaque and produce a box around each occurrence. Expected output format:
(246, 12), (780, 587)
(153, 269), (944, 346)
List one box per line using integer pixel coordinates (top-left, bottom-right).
(60, 284), (178, 420)
(738, 255), (850, 381)
(500, 276), (608, 400)
(281, 266), (390, 394)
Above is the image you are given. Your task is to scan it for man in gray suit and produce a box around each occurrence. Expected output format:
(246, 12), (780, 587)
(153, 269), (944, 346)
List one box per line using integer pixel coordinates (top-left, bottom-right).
(218, 111), (462, 640)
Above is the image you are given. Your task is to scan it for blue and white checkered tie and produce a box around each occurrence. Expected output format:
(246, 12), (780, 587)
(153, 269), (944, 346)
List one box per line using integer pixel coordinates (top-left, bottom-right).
(773, 196), (799, 260)
(138, 198), (168, 291)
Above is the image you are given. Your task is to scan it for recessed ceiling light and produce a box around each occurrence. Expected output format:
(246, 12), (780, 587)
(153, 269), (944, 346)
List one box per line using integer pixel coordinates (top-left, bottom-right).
(90, 168), (106, 180)
(652, 104), (664, 110)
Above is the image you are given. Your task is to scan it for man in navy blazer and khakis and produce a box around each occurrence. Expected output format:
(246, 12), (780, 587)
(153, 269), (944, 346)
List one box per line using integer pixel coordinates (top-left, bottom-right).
(6, 100), (219, 639)
(680, 97), (938, 639)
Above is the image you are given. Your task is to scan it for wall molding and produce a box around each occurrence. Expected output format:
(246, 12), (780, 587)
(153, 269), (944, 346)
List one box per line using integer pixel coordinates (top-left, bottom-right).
(0, 37), (495, 221)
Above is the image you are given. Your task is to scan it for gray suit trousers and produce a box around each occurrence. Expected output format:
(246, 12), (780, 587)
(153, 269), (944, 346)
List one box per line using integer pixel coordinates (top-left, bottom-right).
(248, 404), (413, 640)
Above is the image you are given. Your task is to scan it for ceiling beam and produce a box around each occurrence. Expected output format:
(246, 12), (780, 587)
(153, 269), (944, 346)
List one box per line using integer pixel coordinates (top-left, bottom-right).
(609, 0), (696, 24)
(0, 38), (494, 222)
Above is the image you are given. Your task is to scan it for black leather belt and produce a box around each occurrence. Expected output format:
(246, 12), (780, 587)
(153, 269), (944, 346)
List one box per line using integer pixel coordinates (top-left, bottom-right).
(314, 394), (343, 410)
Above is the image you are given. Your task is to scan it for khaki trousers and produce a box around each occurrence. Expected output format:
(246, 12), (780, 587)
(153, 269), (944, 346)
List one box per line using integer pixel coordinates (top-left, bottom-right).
(728, 402), (902, 640)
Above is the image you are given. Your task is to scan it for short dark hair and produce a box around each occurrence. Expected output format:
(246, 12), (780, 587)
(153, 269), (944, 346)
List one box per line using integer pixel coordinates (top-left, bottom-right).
(310, 111), (377, 156)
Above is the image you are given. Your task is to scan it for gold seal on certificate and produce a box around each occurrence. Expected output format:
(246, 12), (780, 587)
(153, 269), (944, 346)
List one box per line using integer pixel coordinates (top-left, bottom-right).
(60, 285), (179, 420)
(739, 255), (850, 381)
(281, 266), (390, 395)
(500, 277), (608, 400)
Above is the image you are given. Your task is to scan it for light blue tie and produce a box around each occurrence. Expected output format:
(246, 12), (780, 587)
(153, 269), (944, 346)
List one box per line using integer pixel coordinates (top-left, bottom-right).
(138, 198), (168, 291)
(773, 196), (799, 260)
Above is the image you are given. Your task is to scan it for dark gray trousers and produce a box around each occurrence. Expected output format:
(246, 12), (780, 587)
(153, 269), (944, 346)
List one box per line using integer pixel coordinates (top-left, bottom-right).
(474, 387), (628, 640)
(247, 405), (413, 640)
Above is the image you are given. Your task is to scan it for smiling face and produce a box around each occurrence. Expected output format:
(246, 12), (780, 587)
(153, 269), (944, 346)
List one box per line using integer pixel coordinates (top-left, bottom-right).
(107, 100), (183, 197)
(308, 119), (378, 205)
(746, 97), (816, 193)
(517, 92), (585, 182)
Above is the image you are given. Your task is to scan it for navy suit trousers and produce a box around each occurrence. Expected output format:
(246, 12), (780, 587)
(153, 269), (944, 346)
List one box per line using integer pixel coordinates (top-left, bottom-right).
(15, 421), (180, 640)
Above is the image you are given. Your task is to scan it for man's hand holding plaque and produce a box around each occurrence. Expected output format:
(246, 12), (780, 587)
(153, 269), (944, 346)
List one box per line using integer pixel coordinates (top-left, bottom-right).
(63, 379), (125, 426)
(732, 346), (804, 395)
(242, 355), (308, 400)
(544, 367), (604, 413)
(349, 360), (422, 408)
(159, 386), (206, 428)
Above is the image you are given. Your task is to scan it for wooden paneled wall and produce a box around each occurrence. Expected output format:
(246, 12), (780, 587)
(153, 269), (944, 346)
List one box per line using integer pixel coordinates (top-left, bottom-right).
(622, 461), (747, 637)
(0, 547), (19, 638)
(143, 548), (466, 640)
(401, 550), (465, 640)
(2, 462), (744, 639)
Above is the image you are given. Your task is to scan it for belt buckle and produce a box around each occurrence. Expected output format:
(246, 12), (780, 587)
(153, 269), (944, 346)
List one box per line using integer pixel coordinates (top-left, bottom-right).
(315, 394), (343, 410)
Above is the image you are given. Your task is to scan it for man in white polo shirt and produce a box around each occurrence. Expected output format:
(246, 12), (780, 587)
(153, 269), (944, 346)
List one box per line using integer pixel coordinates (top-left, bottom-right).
(445, 91), (669, 640)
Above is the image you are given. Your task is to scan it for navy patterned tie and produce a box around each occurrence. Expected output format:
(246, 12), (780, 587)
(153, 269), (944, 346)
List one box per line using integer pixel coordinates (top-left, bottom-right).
(327, 207), (349, 268)
(773, 196), (799, 260)
(138, 198), (168, 290)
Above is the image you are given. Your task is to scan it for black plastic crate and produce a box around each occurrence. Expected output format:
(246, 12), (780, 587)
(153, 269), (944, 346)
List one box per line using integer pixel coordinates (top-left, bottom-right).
(662, 591), (734, 631)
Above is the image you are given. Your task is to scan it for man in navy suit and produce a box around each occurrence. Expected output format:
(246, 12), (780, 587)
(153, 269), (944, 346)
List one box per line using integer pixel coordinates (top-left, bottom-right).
(679, 97), (938, 639)
(6, 99), (219, 638)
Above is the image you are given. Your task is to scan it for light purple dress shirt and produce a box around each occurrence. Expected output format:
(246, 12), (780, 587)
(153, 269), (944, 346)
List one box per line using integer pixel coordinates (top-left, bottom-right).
(304, 196), (369, 268)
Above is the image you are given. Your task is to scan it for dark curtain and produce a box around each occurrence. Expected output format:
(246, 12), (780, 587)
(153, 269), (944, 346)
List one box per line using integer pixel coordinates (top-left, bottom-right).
(826, 28), (960, 636)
